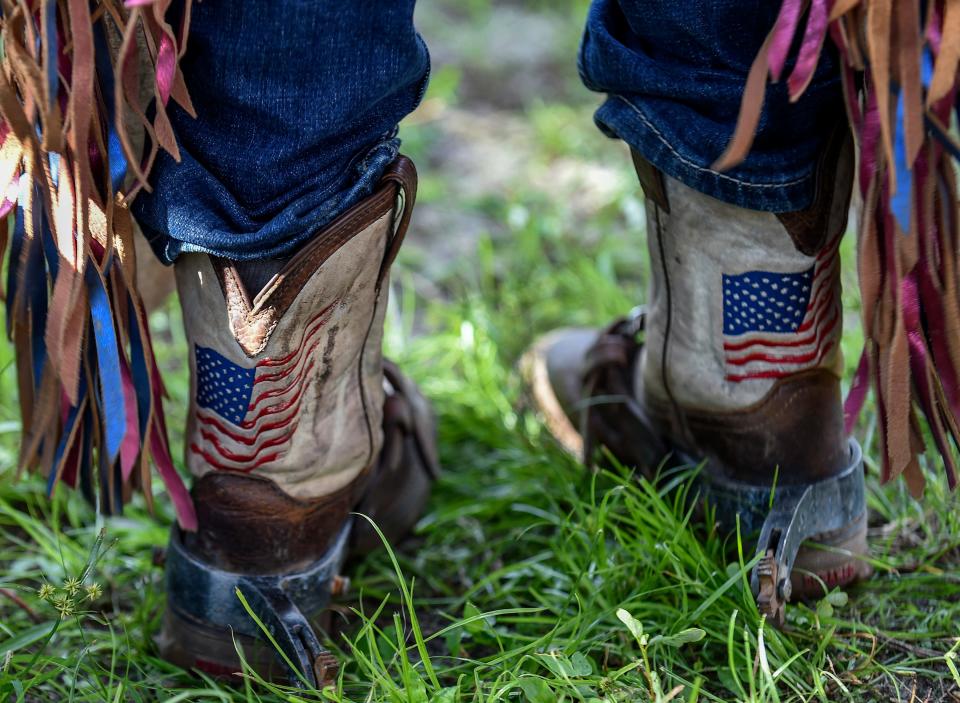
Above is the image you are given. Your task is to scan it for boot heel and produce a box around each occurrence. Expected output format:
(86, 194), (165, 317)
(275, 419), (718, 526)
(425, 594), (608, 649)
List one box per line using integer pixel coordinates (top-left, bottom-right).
(164, 522), (350, 687)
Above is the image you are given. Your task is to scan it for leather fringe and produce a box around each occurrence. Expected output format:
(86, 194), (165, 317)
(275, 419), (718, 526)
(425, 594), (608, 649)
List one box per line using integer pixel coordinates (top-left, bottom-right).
(0, 0), (196, 529)
(719, 0), (960, 497)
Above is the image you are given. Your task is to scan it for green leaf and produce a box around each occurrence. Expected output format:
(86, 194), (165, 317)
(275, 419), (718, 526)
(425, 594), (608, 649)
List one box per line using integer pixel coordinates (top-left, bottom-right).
(445, 626), (463, 657)
(569, 651), (593, 676)
(0, 622), (56, 657)
(378, 623), (399, 663)
(616, 608), (644, 642)
(826, 591), (849, 607)
(405, 670), (428, 702)
(816, 599), (834, 619)
(537, 651), (592, 679)
(650, 627), (707, 648)
(539, 652), (573, 677)
(463, 602), (489, 635)
(433, 688), (459, 703)
(519, 677), (553, 703)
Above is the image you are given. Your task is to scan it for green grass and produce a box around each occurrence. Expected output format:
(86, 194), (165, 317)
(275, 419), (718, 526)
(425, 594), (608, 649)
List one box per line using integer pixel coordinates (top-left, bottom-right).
(2, 187), (960, 701)
(3, 2), (960, 700)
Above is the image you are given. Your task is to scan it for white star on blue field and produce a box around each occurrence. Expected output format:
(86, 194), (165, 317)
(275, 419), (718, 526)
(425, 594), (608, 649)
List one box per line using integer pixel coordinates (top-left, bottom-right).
(195, 346), (257, 425)
(722, 267), (814, 336)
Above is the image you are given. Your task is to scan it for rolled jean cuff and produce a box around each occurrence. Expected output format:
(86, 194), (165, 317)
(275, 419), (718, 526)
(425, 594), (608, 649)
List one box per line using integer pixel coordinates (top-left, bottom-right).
(136, 136), (402, 265)
(578, 0), (845, 214)
(131, 0), (429, 264)
(593, 95), (816, 213)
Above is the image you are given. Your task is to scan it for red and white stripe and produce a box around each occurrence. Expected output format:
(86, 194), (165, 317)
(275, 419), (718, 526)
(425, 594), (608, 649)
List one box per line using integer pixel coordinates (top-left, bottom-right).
(724, 243), (841, 382)
(190, 301), (338, 472)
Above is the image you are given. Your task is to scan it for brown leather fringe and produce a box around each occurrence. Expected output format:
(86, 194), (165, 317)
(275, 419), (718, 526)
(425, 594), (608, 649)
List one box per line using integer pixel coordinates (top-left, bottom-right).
(0, 0), (196, 528)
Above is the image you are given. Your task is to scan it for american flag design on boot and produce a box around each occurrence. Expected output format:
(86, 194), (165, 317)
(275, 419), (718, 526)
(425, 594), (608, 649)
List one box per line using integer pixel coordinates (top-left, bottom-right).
(721, 241), (839, 382)
(189, 301), (339, 472)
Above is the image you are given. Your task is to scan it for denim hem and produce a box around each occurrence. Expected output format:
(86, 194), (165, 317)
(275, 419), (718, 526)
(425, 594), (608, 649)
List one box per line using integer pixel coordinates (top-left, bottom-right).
(132, 0), (430, 265)
(596, 95), (816, 213)
(137, 137), (402, 265)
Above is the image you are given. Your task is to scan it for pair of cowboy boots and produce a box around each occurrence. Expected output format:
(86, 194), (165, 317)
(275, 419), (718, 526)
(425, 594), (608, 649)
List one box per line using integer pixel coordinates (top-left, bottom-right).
(160, 137), (868, 684)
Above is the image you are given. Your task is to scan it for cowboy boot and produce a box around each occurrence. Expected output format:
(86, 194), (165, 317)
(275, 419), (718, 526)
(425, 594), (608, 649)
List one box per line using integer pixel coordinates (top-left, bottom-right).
(156, 157), (440, 686)
(524, 129), (869, 623)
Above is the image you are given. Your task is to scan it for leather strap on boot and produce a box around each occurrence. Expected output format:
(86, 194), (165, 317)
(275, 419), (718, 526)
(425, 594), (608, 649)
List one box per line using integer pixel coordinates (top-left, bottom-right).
(165, 521), (351, 688)
(578, 307), (672, 473)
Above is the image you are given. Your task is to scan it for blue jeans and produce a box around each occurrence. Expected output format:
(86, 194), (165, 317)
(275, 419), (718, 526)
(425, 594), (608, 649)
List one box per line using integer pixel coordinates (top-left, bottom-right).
(133, 1), (842, 263)
(579, 0), (844, 212)
(133, 0), (430, 263)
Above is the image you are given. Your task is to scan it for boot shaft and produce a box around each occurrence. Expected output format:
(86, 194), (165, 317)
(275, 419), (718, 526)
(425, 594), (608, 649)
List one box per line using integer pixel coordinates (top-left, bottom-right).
(174, 158), (417, 570)
(635, 130), (854, 483)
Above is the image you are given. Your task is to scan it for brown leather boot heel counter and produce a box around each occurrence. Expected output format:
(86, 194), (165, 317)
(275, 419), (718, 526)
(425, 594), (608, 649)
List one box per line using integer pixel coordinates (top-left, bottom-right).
(647, 369), (848, 485)
(184, 470), (369, 574)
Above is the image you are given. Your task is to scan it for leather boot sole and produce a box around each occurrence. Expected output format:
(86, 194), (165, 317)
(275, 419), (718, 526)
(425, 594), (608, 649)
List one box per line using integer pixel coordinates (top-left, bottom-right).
(790, 511), (872, 600)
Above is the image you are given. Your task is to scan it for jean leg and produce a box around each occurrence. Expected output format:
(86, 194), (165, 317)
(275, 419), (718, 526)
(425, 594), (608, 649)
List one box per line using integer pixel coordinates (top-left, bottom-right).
(578, 0), (843, 212)
(132, 0), (429, 263)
